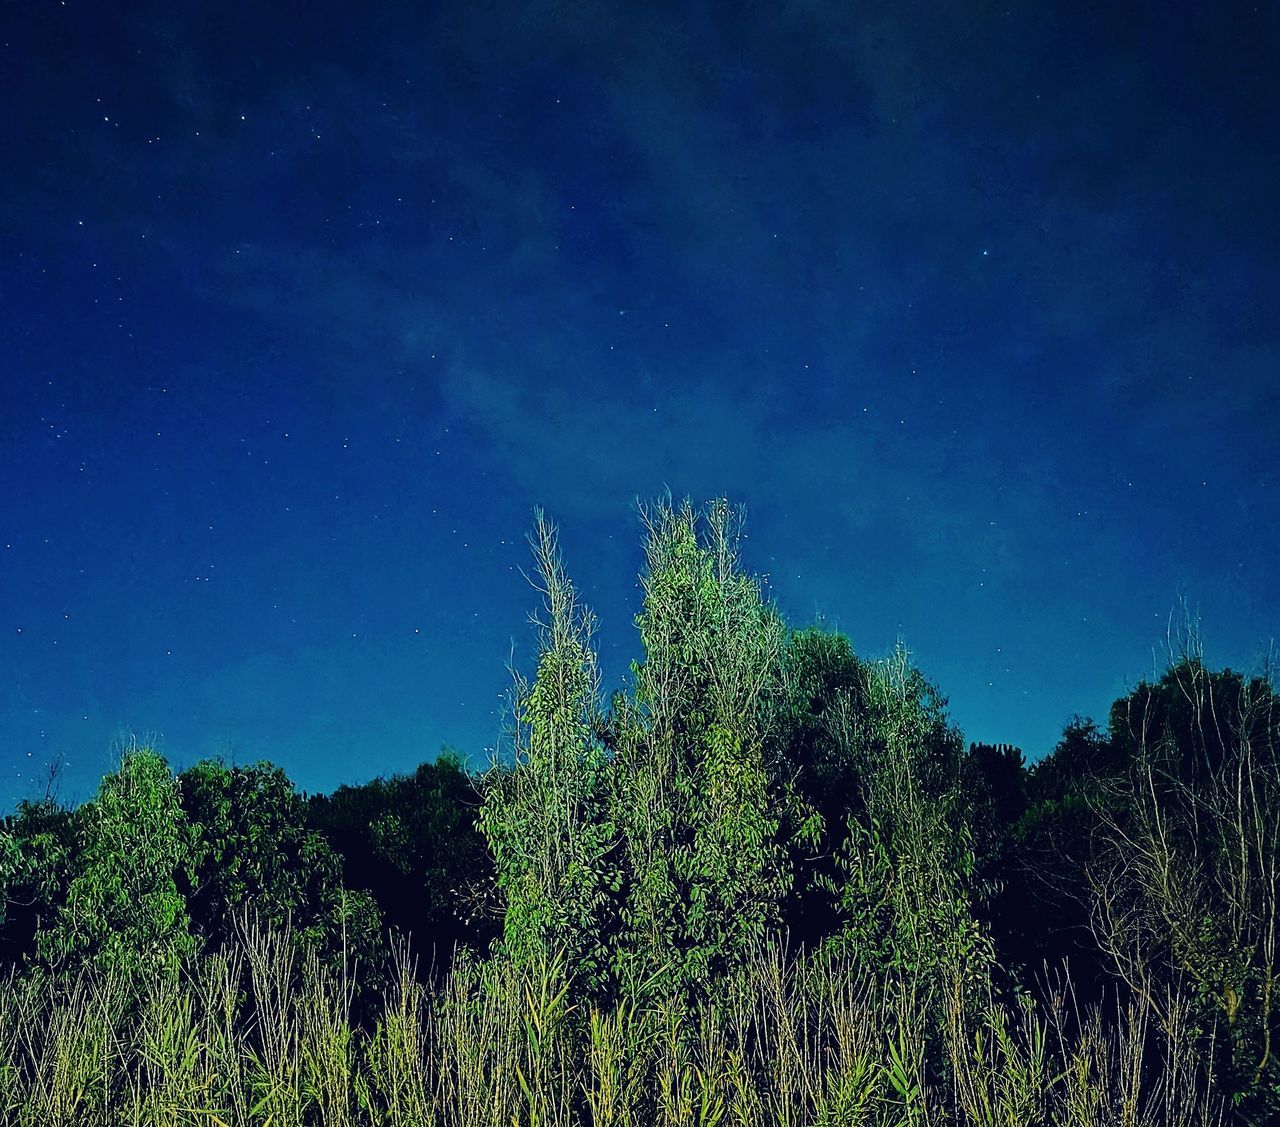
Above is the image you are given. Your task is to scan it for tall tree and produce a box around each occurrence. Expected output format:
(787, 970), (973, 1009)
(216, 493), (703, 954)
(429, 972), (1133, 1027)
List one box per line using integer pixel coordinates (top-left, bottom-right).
(1012, 716), (1119, 997)
(608, 497), (795, 999)
(772, 625), (869, 946)
(478, 510), (619, 996)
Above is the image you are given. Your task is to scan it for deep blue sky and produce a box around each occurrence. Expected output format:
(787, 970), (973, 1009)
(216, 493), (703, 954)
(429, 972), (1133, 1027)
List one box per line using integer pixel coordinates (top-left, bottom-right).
(2, 1), (1277, 810)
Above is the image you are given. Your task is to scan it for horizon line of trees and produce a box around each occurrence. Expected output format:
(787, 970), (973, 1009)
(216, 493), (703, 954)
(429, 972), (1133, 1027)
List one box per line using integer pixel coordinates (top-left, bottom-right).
(1, 496), (1277, 1121)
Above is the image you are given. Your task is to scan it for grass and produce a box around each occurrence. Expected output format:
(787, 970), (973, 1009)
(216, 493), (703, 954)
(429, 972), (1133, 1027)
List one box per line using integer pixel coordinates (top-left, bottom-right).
(0, 918), (1231, 1126)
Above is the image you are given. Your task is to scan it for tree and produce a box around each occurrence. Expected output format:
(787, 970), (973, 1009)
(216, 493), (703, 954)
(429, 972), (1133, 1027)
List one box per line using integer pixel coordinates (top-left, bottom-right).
(179, 758), (384, 975)
(478, 510), (619, 996)
(36, 742), (200, 978)
(607, 497), (797, 999)
(817, 645), (993, 1001)
(1088, 657), (1280, 1120)
(0, 796), (76, 968)
(961, 742), (1030, 976)
(306, 750), (497, 965)
(770, 627), (868, 945)
(1012, 717), (1119, 997)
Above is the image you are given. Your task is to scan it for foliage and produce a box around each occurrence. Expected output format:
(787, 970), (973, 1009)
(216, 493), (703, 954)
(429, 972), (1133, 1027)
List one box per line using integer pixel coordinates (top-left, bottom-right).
(0, 495), (1273, 1122)
(35, 742), (200, 979)
(0, 922), (1228, 1127)
(306, 749), (497, 965)
(0, 797), (76, 966)
(1010, 717), (1120, 994)
(963, 741), (1028, 874)
(478, 509), (620, 997)
(772, 626), (869, 944)
(1090, 657), (1280, 1121)
(607, 497), (795, 1001)
(179, 758), (385, 980)
(817, 645), (995, 1005)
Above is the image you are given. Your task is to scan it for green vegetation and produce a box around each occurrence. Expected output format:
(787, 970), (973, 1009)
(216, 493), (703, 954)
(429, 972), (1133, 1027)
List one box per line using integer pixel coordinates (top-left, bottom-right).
(1, 495), (1276, 1124)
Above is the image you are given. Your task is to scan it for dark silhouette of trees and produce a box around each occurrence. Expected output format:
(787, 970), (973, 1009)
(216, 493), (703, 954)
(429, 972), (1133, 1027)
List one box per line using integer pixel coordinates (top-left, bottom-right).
(307, 750), (496, 969)
(179, 758), (384, 975)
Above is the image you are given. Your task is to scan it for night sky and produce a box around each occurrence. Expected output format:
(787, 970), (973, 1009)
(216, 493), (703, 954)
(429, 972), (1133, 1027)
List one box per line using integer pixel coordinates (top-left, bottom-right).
(3, 1), (1278, 811)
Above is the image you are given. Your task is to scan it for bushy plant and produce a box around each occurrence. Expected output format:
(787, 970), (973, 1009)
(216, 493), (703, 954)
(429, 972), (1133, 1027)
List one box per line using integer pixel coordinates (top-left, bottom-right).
(179, 757), (384, 976)
(0, 797), (76, 966)
(1091, 656), (1280, 1120)
(35, 742), (200, 979)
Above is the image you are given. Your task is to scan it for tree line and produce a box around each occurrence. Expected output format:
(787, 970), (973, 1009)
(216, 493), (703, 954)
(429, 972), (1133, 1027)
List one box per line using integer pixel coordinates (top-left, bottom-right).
(1, 496), (1276, 1124)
